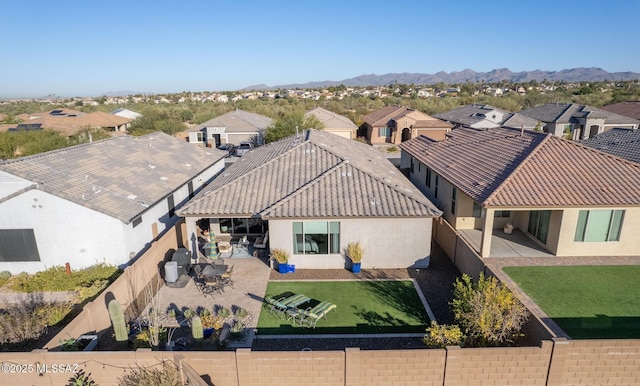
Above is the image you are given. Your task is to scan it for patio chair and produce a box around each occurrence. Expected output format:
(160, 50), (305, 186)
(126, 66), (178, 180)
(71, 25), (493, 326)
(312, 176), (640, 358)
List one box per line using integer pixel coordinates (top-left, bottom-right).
(263, 296), (290, 317)
(296, 301), (337, 328)
(220, 264), (234, 288)
(193, 265), (224, 298)
(278, 293), (310, 308)
(218, 241), (232, 258)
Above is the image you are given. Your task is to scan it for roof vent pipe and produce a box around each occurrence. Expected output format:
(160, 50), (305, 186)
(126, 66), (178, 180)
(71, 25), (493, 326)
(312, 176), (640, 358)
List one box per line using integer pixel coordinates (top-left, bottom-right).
(521, 125), (525, 136)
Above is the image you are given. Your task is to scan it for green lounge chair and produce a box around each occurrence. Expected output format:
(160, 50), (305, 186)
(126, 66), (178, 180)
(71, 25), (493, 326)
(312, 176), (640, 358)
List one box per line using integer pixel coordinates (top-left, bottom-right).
(296, 301), (337, 328)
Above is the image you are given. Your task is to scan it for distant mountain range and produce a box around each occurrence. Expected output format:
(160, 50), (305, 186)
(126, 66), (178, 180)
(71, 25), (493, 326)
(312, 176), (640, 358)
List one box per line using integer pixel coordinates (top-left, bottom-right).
(243, 68), (640, 90)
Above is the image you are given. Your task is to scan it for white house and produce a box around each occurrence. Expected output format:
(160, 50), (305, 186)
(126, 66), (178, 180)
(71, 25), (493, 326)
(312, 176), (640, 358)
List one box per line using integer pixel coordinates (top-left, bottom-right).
(111, 108), (142, 120)
(0, 133), (227, 273)
(187, 109), (273, 148)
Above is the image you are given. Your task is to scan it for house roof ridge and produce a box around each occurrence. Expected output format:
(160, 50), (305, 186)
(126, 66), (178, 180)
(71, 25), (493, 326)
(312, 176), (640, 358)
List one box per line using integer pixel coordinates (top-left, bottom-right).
(482, 133), (551, 206)
(0, 135), (119, 166)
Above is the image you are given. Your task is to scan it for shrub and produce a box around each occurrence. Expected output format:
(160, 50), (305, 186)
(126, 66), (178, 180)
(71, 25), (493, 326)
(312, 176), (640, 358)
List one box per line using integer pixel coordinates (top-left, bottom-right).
(0, 301), (50, 347)
(346, 241), (364, 263)
(271, 248), (289, 264)
(452, 273), (529, 346)
(423, 321), (464, 348)
(10, 263), (120, 293)
(118, 361), (182, 386)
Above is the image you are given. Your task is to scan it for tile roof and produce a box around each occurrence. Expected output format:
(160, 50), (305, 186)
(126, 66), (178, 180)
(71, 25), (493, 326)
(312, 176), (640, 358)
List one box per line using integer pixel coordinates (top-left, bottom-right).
(580, 128), (640, 164)
(600, 101), (640, 120)
(0, 133), (226, 223)
(178, 129), (441, 219)
(362, 105), (450, 129)
(413, 120), (453, 129)
(399, 127), (640, 208)
(519, 103), (640, 125)
(190, 109), (273, 133)
(12, 109), (132, 136)
(305, 107), (357, 131)
(434, 104), (539, 129)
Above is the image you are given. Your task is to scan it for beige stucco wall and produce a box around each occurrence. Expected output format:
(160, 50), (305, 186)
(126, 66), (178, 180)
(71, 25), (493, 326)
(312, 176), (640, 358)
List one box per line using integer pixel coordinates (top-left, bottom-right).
(267, 217), (433, 269)
(555, 207), (640, 256)
(325, 129), (354, 139)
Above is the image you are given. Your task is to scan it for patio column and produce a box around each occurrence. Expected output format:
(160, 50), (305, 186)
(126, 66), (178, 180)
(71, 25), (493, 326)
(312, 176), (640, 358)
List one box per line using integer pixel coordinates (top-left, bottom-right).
(480, 208), (495, 258)
(184, 217), (198, 261)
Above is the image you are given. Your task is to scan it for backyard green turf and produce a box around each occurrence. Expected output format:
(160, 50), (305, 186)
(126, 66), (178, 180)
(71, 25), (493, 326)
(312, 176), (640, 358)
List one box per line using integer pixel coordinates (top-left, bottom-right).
(503, 265), (640, 339)
(257, 280), (430, 335)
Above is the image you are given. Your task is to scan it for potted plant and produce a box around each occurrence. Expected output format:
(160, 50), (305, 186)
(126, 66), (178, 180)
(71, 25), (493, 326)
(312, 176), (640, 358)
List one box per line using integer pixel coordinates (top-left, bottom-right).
(346, 241), (364, 273)
(271, 248), (290, 274)
(200, 310), (223, 339)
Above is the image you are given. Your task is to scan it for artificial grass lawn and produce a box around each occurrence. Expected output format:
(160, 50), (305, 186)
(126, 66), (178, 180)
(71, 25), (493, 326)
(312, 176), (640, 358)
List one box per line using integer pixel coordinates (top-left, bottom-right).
(257, 280), (429, 335)
(503, 265), (640, 339)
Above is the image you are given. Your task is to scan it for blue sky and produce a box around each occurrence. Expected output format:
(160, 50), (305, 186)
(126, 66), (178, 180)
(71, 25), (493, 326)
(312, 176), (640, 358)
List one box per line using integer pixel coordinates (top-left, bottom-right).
(1, 0), (638, 98)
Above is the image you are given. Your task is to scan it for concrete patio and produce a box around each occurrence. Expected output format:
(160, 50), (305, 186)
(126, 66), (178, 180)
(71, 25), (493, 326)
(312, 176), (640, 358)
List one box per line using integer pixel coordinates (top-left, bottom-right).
(459, 228), (554, 258)
(151, 256), (272, 348)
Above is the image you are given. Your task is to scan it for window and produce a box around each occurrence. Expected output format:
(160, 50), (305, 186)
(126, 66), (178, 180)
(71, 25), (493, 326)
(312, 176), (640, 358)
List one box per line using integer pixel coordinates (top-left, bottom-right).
(132, 216), (142, 227)
(196, 132), (206, 142)
(219, 218), (266, 235)
(574, 210), (624, 242)
(167, 195), (175, 217)
(0, 229), (40, 262)
(451, 188), (457, 215)
(472, 202), (483, 218)
(434, 175), (439, 198)
(293, 221), (340, 255)
(378, 127), (391, 138)
(426, 168), (432, 188)
(410, 158), (414, 173)
(188, 181), (194, 199)
(494, 210), (511, 218)
(528, 210), (551, 244)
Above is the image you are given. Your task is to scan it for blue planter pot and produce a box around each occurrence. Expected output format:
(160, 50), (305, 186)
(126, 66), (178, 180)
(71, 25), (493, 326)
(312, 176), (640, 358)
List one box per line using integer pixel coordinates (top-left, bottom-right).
(352, 262), (361, 273)
(278, 263), (289, 274)
(203, 328), (214, 339)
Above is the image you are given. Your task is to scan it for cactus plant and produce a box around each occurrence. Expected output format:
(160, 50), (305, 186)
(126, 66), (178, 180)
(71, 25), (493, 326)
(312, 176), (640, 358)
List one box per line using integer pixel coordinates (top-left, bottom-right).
(191, 316), (203, 340)
(108, 299), (128, 342)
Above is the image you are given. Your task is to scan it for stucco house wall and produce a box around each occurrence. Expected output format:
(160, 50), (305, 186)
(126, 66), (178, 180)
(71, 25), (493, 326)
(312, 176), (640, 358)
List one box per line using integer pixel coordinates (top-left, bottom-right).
(267, 217), (433, 269)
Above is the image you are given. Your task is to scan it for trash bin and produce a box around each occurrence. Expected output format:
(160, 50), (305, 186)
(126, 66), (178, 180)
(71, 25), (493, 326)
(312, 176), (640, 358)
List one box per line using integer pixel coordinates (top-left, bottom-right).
(164, 261), (178, 283)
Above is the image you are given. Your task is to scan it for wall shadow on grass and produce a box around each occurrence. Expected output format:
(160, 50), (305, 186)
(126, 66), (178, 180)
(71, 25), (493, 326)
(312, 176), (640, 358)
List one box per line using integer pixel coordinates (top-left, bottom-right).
(552, 315), (640, 339)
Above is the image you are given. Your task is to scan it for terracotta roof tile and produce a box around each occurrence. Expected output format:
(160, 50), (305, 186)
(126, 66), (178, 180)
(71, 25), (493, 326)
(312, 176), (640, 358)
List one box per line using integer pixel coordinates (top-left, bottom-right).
(400, 127), (640, 208)
(179, 130), (440, 218)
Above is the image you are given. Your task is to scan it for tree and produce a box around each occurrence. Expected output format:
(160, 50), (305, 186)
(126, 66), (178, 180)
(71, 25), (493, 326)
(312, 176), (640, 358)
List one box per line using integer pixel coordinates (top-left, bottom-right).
(264, 112), (323, 143)
(451, 273), (529, 347)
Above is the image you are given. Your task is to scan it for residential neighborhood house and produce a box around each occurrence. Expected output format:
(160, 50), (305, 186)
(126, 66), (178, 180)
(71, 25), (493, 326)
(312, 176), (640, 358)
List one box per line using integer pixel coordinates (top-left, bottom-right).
(399, 127), (640, 258)
(581, 127), (640, 164)
(0, 133), (227, 273)
(434, 104), (540, 131)
(518, 103), (639, 140)
(599, 100), (640, 120)
(304, 107), (358, 139)
(187, 109), (273, 148)
(10, 108), (133, 135)
(111, 107), (143, 120)
(178, 129), (442, 269)
(360, 105), (452, 145)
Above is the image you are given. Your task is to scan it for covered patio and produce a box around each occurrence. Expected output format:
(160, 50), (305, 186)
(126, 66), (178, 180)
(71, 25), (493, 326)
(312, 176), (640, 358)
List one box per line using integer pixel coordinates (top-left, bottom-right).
(459, 228), (553, 258)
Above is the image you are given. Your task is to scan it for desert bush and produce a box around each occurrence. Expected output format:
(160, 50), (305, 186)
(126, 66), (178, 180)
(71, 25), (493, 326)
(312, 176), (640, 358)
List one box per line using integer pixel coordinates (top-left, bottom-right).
(118, 361), (182, 386)
(10, 263), (120, 292)
(423, 321), (464, 348)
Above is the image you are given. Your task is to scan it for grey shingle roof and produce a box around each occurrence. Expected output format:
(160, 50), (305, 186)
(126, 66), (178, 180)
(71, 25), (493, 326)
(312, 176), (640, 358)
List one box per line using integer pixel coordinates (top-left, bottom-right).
(399, 127), (640, 207)
(0, 133), (227, 223)
(178, 130), (441, 219)
(580, 128), (640, 164)
(519, 103), (640, 125)
(189, 109), (273, 133)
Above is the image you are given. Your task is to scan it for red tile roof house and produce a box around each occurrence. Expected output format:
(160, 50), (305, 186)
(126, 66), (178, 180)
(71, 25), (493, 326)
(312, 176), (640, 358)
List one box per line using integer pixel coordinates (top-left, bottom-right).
(178, 129), (441, 269)
(399, 127), (640, 259)
(361, 105), (452, 145)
